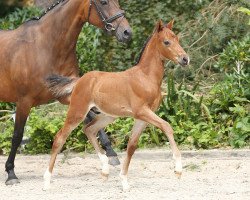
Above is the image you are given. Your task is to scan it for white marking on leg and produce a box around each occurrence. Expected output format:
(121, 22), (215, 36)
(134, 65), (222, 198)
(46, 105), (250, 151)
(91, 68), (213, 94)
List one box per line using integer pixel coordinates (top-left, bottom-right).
(98, 153), (109, 175)
(173, 154), (182, 173)
(43, 167), (52, 191)
(119, 171), (130, 191)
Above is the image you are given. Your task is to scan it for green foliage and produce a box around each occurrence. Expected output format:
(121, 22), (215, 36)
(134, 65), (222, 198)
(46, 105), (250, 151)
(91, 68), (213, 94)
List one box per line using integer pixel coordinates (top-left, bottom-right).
(23, 104), (92, 154)
(0, 0), (21, 17)
(238, 7), (250, 25)
(0, 6), (41, 29)
(76, 25), (103, 75)
(208, 71), (250, 148)
(158, 74), (219, 149)
(0, 120), (14, 155)
(215, 36), (250, 73)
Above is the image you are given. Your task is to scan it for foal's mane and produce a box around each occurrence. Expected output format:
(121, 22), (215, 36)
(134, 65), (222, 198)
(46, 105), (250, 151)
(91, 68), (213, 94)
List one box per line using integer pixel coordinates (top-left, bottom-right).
(135, 34), (152, 65)
(27, 0), (67, 22)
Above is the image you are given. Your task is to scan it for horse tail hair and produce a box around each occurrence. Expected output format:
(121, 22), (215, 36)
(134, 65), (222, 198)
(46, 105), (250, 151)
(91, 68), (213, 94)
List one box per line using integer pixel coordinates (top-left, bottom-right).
(46, 74), (79, 99)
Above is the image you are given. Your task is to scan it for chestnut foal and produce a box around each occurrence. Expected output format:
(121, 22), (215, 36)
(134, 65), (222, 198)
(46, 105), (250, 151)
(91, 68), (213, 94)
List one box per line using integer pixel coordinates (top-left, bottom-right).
(44, 20), (189, 191)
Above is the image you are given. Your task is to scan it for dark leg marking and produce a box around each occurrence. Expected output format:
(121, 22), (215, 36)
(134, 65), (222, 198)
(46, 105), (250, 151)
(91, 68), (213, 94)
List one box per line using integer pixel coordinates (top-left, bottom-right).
(85, 108), (120, 166)
(5, 102), (31, 185)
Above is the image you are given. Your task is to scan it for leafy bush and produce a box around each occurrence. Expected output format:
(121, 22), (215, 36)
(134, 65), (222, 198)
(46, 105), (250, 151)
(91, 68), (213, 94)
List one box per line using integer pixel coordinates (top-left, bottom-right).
(215, 36), (250, 73)
(0, 0), (22, 17)
(23, 104), (93, 154)
(208, 69), (250, 148)
(0, 120), (14, 155)
(237, 7), (250, 25)
(0, 7), (40, 29)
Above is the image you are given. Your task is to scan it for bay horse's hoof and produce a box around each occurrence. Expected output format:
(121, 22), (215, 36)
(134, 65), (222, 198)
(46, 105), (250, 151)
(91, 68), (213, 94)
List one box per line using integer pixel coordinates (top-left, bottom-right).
(174, 171), (182, 179)
(5, 169), (20, 185)
(108, 156), (120, 166)
(5, 178), (20, 185)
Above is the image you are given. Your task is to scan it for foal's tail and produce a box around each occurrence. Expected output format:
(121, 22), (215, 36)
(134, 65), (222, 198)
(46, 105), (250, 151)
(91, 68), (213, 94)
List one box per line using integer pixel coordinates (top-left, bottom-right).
(46, 74), (79, 99)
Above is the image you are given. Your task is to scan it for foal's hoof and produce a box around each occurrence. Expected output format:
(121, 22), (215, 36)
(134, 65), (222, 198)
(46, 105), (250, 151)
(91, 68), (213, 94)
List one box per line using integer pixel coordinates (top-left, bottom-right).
(5, 178), (20, 185)
(43, 184), (51, 191)
(122, 184), (130, 192)
(101, 172), (109, 181)
(174, 171), (182, 179)
(108, 156), (120, 166)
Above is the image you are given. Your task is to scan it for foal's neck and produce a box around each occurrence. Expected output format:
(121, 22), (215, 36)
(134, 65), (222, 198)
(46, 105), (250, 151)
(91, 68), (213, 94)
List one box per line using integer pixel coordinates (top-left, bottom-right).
(39, 0), (87, 56)
(137, 35), (165, 86)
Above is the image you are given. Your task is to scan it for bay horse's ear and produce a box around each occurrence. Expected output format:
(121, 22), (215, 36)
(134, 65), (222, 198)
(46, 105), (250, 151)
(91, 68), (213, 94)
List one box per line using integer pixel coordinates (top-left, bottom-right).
(166, 19), (174, 30)
(155, 19), (164, 33)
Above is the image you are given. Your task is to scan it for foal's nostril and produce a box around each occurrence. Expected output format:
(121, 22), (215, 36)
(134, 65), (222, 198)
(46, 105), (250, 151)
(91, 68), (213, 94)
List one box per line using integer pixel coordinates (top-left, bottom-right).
(178, 55), (189, 66)
(183, 57), (188, 64)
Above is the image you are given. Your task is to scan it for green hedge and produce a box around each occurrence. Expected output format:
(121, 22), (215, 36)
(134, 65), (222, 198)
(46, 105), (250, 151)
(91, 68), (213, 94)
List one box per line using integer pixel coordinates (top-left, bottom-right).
(0, 0), (249, 155)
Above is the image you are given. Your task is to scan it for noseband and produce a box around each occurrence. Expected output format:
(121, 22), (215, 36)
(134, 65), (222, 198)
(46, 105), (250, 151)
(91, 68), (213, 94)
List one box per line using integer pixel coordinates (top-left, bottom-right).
(88, 0), (125, 32)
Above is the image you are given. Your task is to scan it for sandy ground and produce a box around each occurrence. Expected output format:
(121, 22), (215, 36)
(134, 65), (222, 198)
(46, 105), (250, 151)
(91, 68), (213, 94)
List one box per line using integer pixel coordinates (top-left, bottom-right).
(0, 149), (249, 200)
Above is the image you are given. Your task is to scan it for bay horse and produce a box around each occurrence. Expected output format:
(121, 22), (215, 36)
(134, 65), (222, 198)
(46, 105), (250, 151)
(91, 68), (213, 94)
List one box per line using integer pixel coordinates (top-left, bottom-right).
(0, 0), (132, 185)
(43, 20), (189, 191)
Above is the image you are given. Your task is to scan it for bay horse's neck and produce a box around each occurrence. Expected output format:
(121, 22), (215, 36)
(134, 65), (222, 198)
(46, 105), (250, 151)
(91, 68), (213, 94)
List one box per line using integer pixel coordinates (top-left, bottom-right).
(38, 0), (88, 57)
(137, 35), (165, 86)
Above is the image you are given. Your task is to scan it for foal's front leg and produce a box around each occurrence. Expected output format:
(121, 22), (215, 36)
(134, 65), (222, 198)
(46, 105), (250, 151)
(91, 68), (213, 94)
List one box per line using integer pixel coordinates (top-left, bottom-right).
(120, 120), (147, 191)
(137, 108), (182, 177)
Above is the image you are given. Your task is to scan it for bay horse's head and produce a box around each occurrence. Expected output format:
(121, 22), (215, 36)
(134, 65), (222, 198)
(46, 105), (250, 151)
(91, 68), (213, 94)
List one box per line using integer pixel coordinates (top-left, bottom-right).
(87, 0), (132, 43)
(154, 20), (189, 66)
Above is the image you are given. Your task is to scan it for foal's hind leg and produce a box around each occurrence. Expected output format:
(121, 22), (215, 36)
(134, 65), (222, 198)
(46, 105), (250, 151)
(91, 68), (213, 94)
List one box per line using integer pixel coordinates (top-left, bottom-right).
(120, 120), (147, 191)
(84, 114), (115, 179)
(84, 109), (120, 166)
(136, 108), (182, 177)
(43, 102), (89, 190)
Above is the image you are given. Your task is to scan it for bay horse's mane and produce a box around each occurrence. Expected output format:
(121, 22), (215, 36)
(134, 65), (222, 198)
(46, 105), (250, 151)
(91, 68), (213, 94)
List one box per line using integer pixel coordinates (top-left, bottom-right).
(135, 35), (152, 65)
(26, 0), (67, 22)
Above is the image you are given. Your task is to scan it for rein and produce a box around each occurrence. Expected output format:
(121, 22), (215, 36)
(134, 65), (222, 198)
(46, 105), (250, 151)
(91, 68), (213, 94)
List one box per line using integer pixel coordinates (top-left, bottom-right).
(88, 0), (125, 32)
(28, 0), (125, 33)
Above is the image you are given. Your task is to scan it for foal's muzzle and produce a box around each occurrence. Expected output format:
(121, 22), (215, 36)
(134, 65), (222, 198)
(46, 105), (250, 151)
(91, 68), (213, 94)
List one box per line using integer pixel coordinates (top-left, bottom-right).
(178, 55), (190, 66)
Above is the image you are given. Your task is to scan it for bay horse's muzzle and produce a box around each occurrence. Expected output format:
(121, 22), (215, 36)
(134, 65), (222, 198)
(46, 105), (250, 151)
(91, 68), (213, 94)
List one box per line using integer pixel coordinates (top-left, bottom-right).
(115, 26), (132, 43)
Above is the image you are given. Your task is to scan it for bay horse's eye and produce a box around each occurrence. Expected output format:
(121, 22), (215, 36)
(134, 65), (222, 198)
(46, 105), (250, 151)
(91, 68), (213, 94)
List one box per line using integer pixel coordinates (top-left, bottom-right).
(164, 40), (171, 46)
(100, 0), (108, 5)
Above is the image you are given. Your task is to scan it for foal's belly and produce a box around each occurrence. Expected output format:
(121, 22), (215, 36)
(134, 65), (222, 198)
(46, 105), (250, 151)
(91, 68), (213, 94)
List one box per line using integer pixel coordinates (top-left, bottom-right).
(94, 93), (133, 117)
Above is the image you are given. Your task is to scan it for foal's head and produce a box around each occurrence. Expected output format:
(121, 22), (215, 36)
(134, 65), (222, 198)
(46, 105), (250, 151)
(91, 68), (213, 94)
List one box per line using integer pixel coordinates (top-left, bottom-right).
(154, 20), (189, 66)
(88, 0), (132, 43)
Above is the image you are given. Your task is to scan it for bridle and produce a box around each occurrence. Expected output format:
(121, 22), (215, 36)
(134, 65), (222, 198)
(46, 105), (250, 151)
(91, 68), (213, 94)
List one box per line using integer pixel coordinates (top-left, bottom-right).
(87, 0), (125, 32)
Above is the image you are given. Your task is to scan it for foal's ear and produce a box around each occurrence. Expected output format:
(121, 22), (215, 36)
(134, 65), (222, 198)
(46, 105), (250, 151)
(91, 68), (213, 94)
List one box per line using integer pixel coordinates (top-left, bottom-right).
(155, 19), (164, 33)
(166, 19), (174, 30)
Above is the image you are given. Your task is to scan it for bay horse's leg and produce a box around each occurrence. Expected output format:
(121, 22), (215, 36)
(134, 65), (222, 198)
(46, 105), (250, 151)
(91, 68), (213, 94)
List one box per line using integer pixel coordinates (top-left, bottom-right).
(85, 109), (120, 166)
(84, 114), (116, 179)
(136, 108), (182, 177)
(5, 100), (32, 185)
(43, 102), (88, 190)
(98, 129), (120, 165)
(120, 120), (147, 191)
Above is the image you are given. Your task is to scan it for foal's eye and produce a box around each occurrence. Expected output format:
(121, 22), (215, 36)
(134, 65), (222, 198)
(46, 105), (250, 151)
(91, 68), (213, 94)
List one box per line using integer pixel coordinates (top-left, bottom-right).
(164, 40), (171, 46)
(100, 0), (108, 5)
